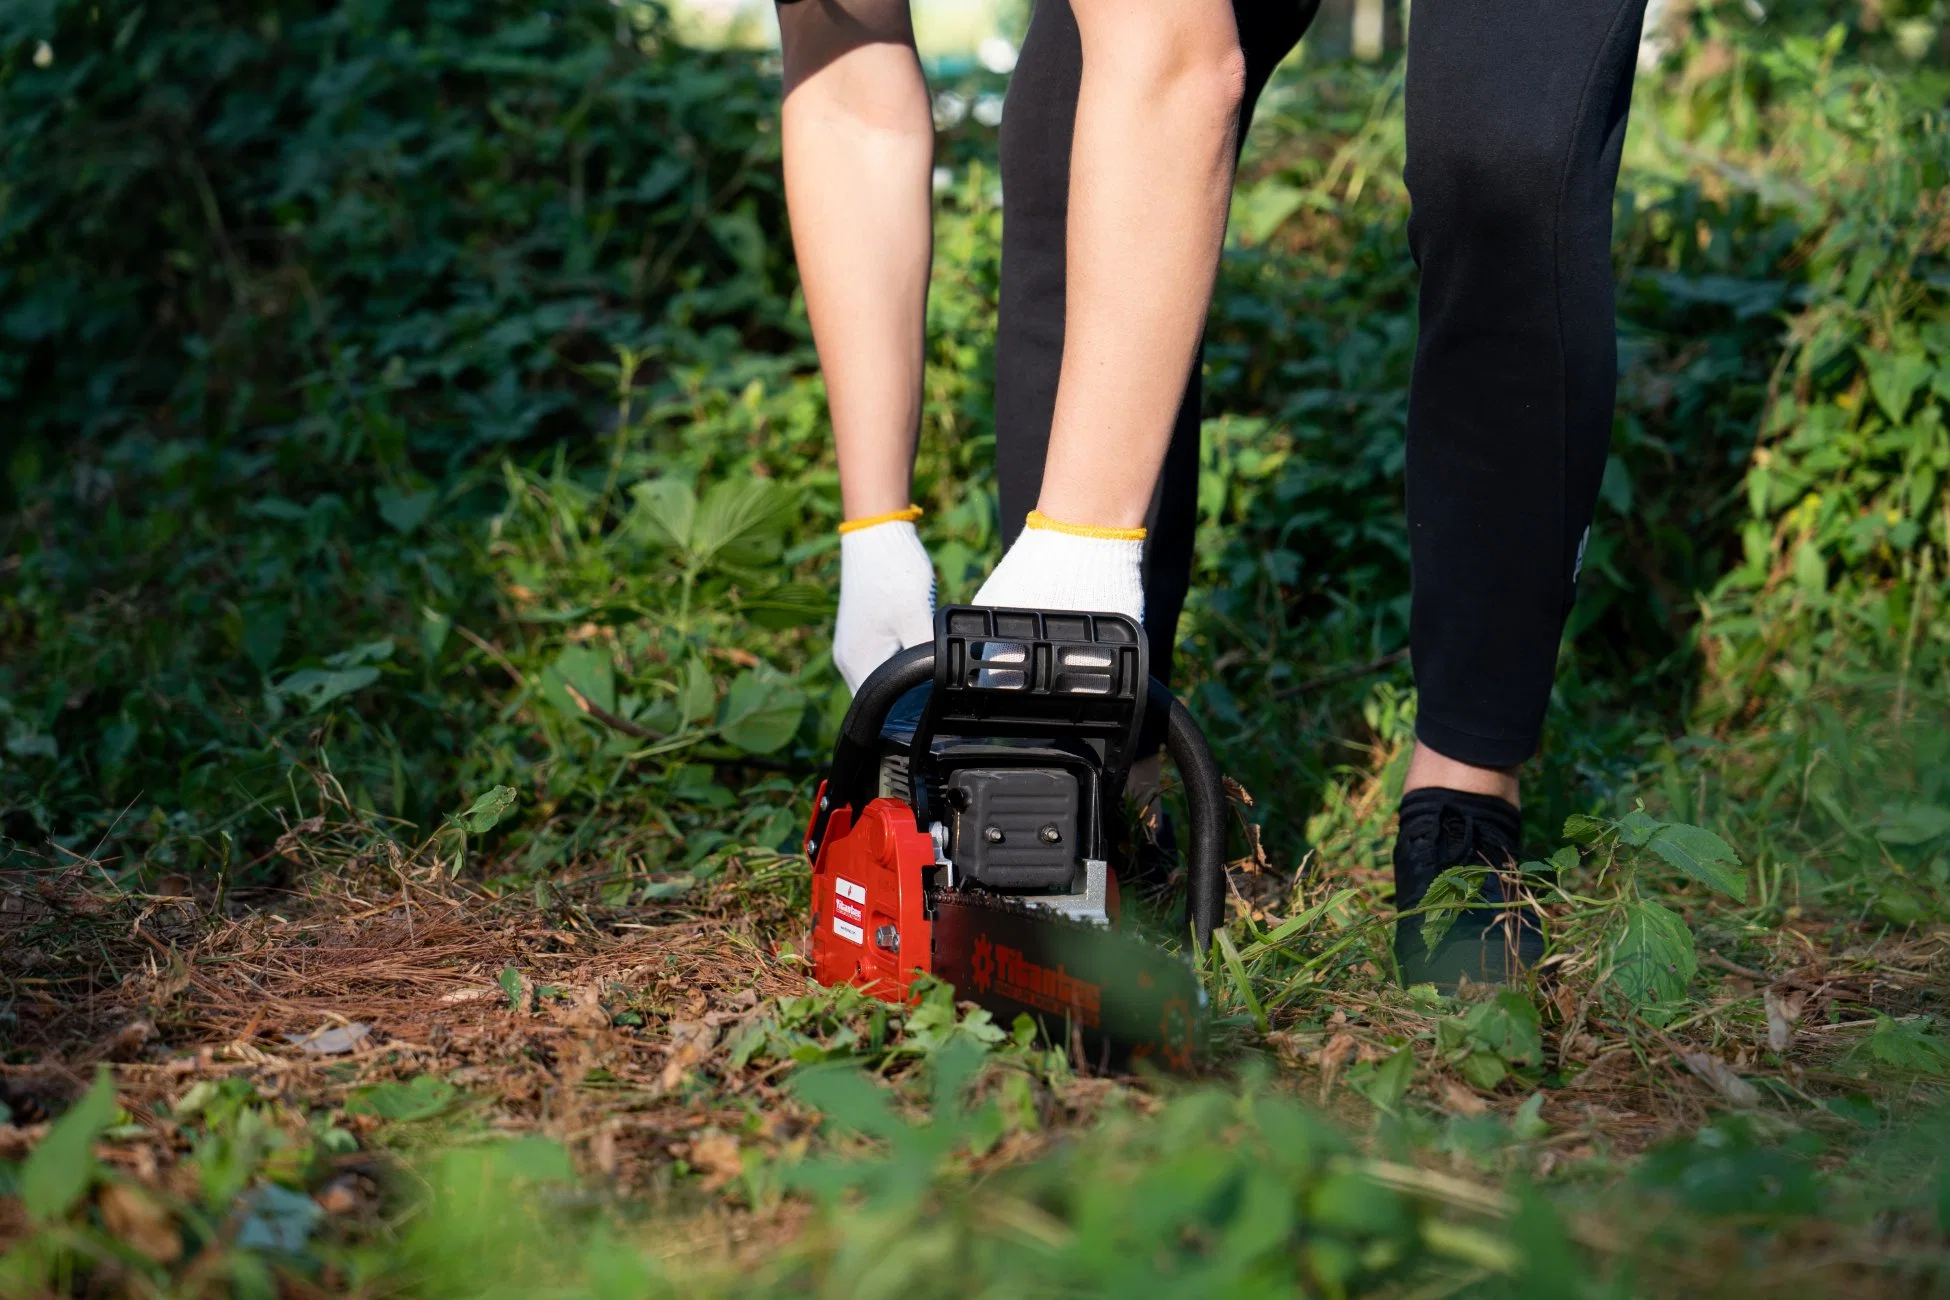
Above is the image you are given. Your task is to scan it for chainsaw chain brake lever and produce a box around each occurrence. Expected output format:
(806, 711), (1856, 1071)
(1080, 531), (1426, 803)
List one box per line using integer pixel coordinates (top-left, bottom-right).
(808, 606), (1228, 958)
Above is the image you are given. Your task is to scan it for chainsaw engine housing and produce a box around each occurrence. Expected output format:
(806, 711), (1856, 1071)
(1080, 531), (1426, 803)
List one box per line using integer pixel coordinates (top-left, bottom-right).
(807, 607), (1147, 997)
(806, 606), (1223, 1070)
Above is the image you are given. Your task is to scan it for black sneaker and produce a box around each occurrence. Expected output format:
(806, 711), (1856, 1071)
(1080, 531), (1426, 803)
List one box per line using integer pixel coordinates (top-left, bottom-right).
(1392, 787), (1545, 990)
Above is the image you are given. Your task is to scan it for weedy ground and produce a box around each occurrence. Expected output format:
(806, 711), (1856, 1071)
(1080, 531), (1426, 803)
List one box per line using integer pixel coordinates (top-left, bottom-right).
(3, 0), (1950, 1295)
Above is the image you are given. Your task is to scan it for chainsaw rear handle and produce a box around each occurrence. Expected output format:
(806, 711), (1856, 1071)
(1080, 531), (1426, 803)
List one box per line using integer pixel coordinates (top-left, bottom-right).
(813, 643), (1226, 956)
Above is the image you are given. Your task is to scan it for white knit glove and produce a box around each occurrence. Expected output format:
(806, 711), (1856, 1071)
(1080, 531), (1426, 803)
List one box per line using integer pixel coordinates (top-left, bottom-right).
(833, 510), (936, 694)
(973, 510), (1145, 624)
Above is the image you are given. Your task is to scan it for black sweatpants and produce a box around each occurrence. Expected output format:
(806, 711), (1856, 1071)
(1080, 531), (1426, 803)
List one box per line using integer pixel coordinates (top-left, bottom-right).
(995, 0), (1648, 768)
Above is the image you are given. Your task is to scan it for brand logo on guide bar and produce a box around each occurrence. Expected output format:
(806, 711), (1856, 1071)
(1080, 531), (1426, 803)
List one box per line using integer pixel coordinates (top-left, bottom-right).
(968, 937), (1102, 1027)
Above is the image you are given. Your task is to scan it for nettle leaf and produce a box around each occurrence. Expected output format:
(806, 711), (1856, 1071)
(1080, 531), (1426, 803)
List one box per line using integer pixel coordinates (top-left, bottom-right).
(1643, 822), (1746, 901)
(1605, 898), (1697, 1005)
(1865, 347), (1933, 424)
(1417, 866), (1482, 955)
(1615, 808), (1662, 847)
(718, 667), (806, 754)
(1862, 1015), (1950, 1078)
(1561, 813), (1610, 846)
(456, 786), (518, 835)
(21, 1067), (117, 1223)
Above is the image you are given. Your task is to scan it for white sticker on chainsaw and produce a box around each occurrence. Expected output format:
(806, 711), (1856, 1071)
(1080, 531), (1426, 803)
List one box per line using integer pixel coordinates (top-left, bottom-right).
(835, 877), (867, 904)
(832, 916), (864, 945)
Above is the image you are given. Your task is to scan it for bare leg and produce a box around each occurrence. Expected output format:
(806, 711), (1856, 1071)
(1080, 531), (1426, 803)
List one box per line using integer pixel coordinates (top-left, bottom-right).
(777, 0), (932, 519)
(1403, 742), (1520, 807)
(1037, 0), (1246, 530)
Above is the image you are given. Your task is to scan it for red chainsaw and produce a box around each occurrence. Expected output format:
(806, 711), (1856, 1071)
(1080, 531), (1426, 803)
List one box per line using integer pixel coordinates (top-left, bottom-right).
(804, 605), (1227, 1071)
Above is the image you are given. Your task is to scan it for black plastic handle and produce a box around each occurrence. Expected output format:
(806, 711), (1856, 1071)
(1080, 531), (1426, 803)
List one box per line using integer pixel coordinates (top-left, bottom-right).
(804, 644), (935, 860)
(1152, 680), (1226, 957)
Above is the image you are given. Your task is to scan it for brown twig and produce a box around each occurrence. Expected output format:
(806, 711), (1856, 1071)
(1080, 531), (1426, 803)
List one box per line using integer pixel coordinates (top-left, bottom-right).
(561, 682), (664, 741)
(1271, 648), (1409, 700)
(452, 623), (528, 688)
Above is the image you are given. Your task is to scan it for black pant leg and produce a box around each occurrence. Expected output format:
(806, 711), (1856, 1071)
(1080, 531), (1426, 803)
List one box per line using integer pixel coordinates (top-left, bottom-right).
(1402, 0), (1647, 768)
(994, 0), (1314, 690)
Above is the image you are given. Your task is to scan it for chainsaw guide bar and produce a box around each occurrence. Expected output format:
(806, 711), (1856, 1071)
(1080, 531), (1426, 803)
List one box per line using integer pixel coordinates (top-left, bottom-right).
(926, 888), (1203, 1073)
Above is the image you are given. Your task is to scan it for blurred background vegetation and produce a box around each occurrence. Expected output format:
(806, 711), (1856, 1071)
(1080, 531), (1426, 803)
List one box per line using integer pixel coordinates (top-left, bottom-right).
(2, 0), (1944, 899)
(2, 0), (1948, 1293)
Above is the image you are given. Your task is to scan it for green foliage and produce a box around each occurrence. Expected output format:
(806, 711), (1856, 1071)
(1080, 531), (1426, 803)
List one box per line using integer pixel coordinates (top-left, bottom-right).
(346, 1075), (460, 1122)
(19, 1068), (116, 1223)
(1859, 1014), (1950, 1078)
(1605, 898), (1700, 1006)
(2, 1), (1948, 1295)
(1550, 806), (1743, 1008)
(1437, 993), (1545, 1091)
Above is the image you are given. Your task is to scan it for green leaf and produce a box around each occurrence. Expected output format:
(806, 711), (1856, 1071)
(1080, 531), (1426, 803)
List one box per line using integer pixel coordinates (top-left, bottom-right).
(1863, 1015), (1950, 1077)
(1463, 989), (1544, 1069)
(456, 786), (517, 835)
(1793, 540), (1827, 596)
(788, 1064), (904, 1142)
(1643, 822), (1746, 901)
(347, 1076), (458, 1122)
(1362, 1045), (1416, 1114)
(325, 639), (396, 669)
(540, 643), (616, 718)
(1876, 886), (1930, 926)
(375, 485), (437, 535)
(689, 477), (797, 568)
(1460, 1051), (1507, 1090)
(1548, 844), (1580, 874)
(1512, 1092), (1549, 1141)
(1605, 899), (1697, 1005)
(1214, 927), (1267, 1034)
(629, 478), (697, 552)
(21, 1067), (116, 1222)
(740, 581), (837, 630)
(678, 656), (717, 724)
(718, 668), (805, 754)
(1874, 803), (1950, 846)
(1615, 808), (1662, 847)
(1561, 813), (1609, 846)
(499, 966), (526, 1012)
(273, 665), (380, 712)
(241, 602), (287, 675)
(1417, 867), (1481, 955)
(1865, 347), (1933, 423)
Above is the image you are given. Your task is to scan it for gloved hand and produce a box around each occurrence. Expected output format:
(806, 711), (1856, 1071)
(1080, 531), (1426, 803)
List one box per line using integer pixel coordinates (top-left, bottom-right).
(973, 510), (1145, 623)
(834, 508), (936, 693)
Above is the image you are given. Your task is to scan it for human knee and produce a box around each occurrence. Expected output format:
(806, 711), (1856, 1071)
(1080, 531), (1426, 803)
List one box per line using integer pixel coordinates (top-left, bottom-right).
(777, 0), (923, 125)
(1071, 0), (1246, 123)
(1406, 112), (1568, 242)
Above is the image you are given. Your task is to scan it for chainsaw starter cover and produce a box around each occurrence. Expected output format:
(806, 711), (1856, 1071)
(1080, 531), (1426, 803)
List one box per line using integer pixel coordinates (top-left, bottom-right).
(947, 767), (1079, 890)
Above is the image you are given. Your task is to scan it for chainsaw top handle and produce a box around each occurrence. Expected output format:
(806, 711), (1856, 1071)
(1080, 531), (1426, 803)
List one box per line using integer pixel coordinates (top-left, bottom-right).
(807, 606), (1228, 956)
